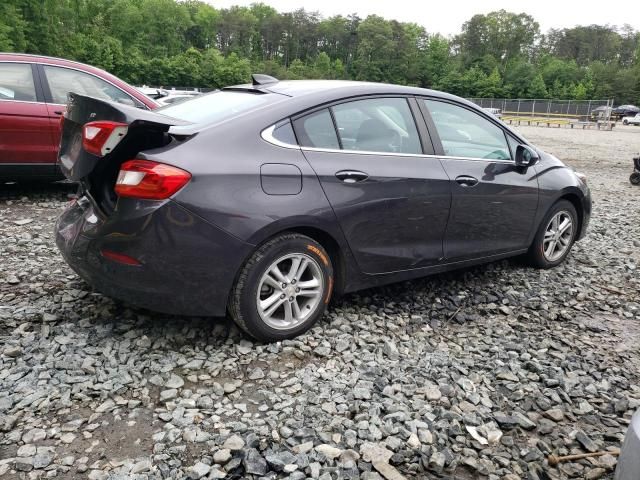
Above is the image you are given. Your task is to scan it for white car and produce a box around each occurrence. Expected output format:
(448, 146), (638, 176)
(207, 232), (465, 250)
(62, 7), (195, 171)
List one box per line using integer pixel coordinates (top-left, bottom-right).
(622, 114), (640, 126)
(156, 93), (200, 106)
(483, 107), (502, 119)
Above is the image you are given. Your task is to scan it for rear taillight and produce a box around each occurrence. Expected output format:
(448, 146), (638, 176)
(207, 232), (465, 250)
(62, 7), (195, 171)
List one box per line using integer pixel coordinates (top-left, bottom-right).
(82, 121), (128, 157)
(115, 159), (191, 200)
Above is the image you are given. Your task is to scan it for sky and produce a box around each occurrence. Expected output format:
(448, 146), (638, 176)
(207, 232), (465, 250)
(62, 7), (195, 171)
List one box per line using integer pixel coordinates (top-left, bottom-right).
(204, 0), (640, 35)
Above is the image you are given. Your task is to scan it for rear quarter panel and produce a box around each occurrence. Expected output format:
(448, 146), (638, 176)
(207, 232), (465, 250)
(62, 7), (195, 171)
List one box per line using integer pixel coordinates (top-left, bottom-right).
(145, 110), (360, 289)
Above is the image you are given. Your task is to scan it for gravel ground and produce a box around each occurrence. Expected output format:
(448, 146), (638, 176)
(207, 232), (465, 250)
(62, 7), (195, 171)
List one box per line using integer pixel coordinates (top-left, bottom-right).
(0, 125), (639, 480)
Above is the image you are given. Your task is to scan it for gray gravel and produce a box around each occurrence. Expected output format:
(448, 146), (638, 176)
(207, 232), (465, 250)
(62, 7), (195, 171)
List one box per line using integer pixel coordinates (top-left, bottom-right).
(1, 127), (639, 479)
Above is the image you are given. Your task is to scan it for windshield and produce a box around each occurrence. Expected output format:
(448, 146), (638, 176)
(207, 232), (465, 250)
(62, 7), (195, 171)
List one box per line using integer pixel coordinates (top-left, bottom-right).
(157, 90), (281, 125)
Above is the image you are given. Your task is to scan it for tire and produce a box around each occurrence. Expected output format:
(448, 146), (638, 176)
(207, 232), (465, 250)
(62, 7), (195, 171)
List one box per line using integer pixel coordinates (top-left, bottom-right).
(623, 119), (629, 125)
(631, 172), (640, 185)
(229, 233), (334, 342)
(527, 200), (579, 269)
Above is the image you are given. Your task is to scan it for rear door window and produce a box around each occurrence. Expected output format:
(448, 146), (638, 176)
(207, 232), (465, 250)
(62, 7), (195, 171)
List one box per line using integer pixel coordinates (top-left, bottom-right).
(43, 65), (141, 107)
(424, 99), (511, 160)
(332, 98), (421, 154)
(0, 63), (37, 102)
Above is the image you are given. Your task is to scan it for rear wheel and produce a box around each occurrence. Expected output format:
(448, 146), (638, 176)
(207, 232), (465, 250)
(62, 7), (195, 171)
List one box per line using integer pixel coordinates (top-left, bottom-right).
(527, 200), (578, 269)
(631, 172), (640, 185)
(623, 119), (629, 125)
(229, 233), (333, 342)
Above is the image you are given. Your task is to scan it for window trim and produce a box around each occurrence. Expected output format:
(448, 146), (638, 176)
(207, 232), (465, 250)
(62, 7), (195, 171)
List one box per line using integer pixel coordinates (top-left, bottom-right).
(261, 121), (302, 149)
(261, 94), (528, 164)
(0, 61), (44, 104)
(36, 63), (144, 108)
(286, 94), (431, 156)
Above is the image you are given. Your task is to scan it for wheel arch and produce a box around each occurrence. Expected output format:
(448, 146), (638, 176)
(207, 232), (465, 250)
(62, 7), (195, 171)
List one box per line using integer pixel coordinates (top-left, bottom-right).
(242, 220), (355, 297)
(284, 226), (347, 295)
(558, 191), (585, 240)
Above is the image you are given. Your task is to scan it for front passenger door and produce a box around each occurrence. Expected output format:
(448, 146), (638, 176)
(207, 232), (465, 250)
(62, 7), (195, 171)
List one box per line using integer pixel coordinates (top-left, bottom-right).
(421, 99), (539, 261)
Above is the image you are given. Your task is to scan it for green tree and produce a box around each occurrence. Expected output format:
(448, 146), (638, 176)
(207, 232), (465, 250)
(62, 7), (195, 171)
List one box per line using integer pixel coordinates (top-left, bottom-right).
(528, 73), (549, 98)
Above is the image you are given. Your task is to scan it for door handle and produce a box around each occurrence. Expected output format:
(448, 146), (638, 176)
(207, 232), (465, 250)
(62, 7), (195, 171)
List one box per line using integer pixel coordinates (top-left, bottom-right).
(335, 170), (368, 183)
(53, 110), (64, 115)
(455, 175), (479, 187)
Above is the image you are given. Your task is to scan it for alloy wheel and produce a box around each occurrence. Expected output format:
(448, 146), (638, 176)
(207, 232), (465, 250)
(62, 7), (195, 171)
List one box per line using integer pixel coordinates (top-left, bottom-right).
(256, 253), (324, 329)
(542, 211), (574, 262)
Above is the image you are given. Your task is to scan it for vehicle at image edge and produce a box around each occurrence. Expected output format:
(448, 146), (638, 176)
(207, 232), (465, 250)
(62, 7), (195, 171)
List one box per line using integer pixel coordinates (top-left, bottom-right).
(612, 104), (640, 119)
(54, 75), (592, 342)
(615, 410), (640, 479)
(0, 53), (158, 180)
(483, 107), (502, 119)
(622, 113), (640, 126)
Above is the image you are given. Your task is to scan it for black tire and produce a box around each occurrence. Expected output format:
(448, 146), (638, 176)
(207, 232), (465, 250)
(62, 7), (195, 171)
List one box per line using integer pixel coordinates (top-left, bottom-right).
(229, 233), (334, 342)
(527, 200), (579, 269)
(631, 172), (640, 185)
(623, 119), (629, 125)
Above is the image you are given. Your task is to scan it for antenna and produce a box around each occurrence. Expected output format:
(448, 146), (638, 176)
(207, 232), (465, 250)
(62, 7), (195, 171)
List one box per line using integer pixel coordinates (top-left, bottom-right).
(252, 74), (279, 86)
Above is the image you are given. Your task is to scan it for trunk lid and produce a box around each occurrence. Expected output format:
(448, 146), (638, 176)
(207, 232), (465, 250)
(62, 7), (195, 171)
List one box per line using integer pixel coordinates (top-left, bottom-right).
(59, 93), (193, 213)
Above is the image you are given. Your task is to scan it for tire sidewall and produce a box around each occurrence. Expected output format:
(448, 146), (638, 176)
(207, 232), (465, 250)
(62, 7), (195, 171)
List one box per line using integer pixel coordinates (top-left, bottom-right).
(238, 236), (333, 341)
(532, 200), (578, 268)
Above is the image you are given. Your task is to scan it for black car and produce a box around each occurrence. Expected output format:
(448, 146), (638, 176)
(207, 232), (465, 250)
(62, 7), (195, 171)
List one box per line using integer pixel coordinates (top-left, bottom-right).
(55, 76), (591, 341)
(612, 104), (640, 119)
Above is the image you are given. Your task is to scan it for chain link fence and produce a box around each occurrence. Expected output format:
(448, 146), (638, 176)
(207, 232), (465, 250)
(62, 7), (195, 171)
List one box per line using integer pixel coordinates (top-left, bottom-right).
(468, 98), (615, 129)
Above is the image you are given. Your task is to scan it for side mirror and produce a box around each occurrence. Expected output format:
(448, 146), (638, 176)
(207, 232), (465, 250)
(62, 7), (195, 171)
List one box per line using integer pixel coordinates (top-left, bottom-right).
(515, 145), (539, 167)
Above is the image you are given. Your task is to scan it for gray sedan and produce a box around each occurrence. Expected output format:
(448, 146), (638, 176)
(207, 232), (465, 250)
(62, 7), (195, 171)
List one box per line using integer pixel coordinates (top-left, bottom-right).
(54, 75), (591, 341)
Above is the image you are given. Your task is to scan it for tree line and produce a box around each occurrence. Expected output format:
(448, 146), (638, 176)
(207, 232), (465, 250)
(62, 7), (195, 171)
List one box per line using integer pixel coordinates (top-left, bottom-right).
(1, 0), (639, 103)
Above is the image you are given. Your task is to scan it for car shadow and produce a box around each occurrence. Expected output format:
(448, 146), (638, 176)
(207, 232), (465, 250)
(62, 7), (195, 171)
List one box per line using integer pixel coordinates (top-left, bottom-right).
(62, 256), (529, 347)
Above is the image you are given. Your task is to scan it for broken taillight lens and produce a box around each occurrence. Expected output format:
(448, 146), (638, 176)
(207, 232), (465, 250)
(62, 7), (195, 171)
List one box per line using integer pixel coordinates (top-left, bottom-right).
(82, 121), (128, 157)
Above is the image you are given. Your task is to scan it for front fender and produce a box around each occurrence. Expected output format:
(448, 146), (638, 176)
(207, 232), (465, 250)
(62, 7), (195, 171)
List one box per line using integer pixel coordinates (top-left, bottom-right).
(530, 156), (591, 243)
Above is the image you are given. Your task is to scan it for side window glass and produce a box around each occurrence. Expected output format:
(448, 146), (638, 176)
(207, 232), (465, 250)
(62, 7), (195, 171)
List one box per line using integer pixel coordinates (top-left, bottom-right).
(424, 99), (511, 160)
(0, 63), (37, 102)
(272, 120), (297, 145)
(43, 66), (141, 107)
(294, 109), (339, 149)
(332, 98), (421, 154)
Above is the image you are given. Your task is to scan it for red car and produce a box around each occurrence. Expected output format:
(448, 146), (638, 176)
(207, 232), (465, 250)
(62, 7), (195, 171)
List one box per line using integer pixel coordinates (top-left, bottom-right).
(0, 53), (158, 180)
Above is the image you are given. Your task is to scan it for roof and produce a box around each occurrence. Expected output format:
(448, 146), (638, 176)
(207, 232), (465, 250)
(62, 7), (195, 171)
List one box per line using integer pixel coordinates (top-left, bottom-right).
(0, 52), (92, 68)
(224, 78), (472, 109)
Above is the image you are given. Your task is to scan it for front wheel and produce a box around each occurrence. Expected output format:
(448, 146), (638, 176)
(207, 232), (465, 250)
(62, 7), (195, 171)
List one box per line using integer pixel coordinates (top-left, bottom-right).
(229, 233), (333, 342)
(631, 172), (640, 185)
(527, 200), (578, 269)
(623, 119), (629, 125)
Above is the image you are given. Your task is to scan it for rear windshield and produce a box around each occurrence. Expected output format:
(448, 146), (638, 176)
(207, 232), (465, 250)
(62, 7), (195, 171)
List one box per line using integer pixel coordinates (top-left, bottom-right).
(157, 90), (279, 125)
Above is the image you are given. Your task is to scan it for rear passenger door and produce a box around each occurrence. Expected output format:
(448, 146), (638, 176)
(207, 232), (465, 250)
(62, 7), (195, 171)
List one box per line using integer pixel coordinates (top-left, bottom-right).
(0, 62), (57, 170)
(420, 99), (539, 260)
(294, 96), (451, 274)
